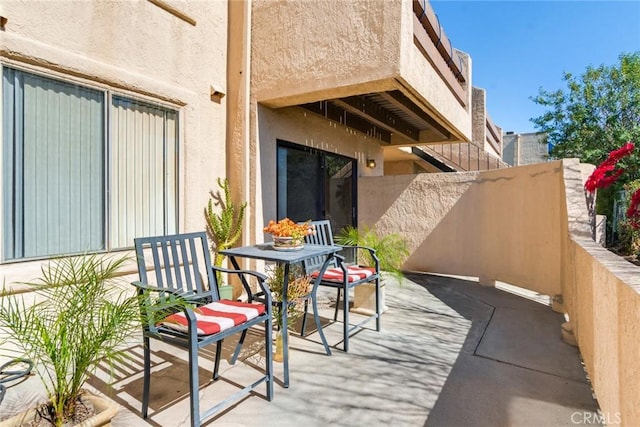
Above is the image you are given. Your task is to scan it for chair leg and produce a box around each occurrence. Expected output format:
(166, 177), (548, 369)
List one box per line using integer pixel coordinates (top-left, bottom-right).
(189, 340), (201, 427)
(343, 286), (349, 353)
(375, 278), (381, 332)
(264, 317), (274, 401)
(334, 288), (341, 321)
(142, 336), (151, 419)
(213, 340), (222, 381)
(231, 330), (247, 364)
(300, 299), (309, 337)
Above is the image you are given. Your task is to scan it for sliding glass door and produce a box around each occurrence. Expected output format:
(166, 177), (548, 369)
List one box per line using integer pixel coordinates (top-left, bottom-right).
(276, 140), (356, 233)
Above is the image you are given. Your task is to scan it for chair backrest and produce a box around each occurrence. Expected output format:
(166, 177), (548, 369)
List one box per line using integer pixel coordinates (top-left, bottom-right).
(134, 231), (219, 301)
(302, 220), (338, 273)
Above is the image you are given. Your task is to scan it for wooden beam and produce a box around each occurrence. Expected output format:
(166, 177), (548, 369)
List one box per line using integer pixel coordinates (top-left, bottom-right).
(333, 96), (420, 141)
(379, 91), (451, 139)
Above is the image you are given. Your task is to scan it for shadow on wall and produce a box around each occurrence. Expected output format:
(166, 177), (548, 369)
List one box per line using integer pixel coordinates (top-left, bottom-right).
(358, 161), (566, 298)
(361, 160), (640, 424)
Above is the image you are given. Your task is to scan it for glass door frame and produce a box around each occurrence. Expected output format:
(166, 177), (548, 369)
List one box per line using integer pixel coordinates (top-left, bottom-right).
(276, 139), (357, 230)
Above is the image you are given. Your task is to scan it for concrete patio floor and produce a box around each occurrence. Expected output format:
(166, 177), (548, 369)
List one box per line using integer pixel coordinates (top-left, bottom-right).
(0, 273), (601, 426)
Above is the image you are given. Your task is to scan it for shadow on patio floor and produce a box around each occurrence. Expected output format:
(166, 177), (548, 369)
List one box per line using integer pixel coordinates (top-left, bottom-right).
(0, 273), (601, 426)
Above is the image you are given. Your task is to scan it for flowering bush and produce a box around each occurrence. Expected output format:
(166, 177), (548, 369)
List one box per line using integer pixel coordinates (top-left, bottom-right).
(627, 187), (640, 229)
(263, 218), (315, 240)
(585, 142), (634, 192)
(585, 141), (640, 229)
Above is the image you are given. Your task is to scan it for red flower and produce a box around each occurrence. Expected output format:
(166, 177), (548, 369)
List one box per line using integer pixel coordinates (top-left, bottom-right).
(584, 142), (634, 193)
(606, 142), (635, 163)
(627, 188), (640, 230)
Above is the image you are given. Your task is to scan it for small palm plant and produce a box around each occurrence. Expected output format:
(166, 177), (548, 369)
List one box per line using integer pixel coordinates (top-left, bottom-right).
(335, 225), (409, 280)
(0, 254), (141, 426)
(205, 177), (247, 286)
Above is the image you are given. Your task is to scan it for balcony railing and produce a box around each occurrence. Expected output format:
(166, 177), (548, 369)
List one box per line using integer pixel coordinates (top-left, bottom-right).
(420, 143), (509, 171)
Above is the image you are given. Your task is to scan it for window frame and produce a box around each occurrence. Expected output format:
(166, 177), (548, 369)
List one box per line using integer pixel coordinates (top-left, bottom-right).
(0, 62), (181, 262)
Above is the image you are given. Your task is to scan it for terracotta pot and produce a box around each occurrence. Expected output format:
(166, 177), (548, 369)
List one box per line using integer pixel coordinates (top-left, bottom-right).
(0, 392), (119, 427)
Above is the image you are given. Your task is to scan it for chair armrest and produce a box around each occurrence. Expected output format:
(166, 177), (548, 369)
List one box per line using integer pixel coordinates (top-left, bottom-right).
(212, 266), (272, 307)
(212, 265), (267, 282)
(335, 244), (380, 271)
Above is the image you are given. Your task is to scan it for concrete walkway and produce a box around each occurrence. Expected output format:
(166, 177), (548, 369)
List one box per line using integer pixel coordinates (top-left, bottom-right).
(0, 273), (600, 426)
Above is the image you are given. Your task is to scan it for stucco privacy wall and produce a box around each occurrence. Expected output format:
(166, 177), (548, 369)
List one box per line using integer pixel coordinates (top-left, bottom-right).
(0, 1), (227, 286)
(359, 161), (563, 297)
(360, 159), (640, 423)
(561, 161), (640, 424)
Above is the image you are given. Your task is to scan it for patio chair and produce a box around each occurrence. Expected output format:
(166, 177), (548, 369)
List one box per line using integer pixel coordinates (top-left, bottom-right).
(132, 232), (273, 427)
(301, 220), (381, 352)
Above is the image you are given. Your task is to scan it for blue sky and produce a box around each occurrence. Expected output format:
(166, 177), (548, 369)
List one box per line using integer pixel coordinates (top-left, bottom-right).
(430, 0), (640, 134)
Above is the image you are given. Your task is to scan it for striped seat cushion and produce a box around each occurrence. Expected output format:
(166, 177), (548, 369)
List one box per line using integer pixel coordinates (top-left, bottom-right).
(311, 265), (376, 283)
(160, 300), (266, 336)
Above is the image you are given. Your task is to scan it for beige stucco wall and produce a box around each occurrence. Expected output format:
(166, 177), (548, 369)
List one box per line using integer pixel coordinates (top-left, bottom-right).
(560, 160), (640, 425)
(359, 161), (563, 296)
(251, 0), (471, 142)
(251, 104), (384, 246)
(251, 0), (402, 107)
(399, 0), (471, 141)
(0, 1), (228, 286)
(360, 159), (640, 423)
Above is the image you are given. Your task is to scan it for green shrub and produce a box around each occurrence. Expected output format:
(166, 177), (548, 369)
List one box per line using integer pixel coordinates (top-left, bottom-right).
(335, 225), (409, 281)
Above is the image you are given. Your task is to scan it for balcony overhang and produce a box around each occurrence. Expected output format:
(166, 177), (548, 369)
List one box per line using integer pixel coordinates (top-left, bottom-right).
(298, 89), (459, 146)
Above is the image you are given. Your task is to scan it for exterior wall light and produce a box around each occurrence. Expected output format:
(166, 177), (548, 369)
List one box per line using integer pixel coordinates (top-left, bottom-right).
(366, 158), (376, 169)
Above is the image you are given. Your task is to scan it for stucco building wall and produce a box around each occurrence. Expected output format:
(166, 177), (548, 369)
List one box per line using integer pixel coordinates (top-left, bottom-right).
(502, 132), (548, 166)
(397, 0), (471, 141)
(0, 1), (228, 285)
(252, 105), (384, 243)
(250, 0), (471, 142)
(251, 0), (401, 107)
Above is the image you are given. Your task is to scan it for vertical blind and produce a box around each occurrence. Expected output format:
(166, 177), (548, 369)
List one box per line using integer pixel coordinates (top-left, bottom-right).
(3, 69), (104, 259)
(110, 97), (177, 248)
(2, 67), (178, 260)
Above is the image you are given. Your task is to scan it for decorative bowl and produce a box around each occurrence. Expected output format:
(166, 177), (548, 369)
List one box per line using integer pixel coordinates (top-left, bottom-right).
(272, 236), (304, 251)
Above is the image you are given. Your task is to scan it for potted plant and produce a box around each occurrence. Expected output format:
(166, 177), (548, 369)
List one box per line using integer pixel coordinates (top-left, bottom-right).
(263, 218), (314, 250)
(0, 254), (139, 426)
(335, 225), (409, 314)
(205, 177), (247, 299)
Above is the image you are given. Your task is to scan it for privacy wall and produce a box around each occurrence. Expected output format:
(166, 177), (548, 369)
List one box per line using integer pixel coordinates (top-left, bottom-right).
(360, 159), (640, 424)
(359, 161), (564, 297)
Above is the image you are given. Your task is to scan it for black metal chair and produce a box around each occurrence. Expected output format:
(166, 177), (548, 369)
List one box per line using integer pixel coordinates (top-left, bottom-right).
(301, 220), (381, 352)
(132, 232), (273, 427)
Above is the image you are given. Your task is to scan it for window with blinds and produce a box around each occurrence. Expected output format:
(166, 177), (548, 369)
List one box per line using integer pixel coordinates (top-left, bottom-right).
(2, 67), (178, 261)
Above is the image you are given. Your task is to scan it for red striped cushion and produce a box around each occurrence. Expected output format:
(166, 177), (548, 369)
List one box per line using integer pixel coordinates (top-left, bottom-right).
(160, 300), (266, 336)
(311, 266), (376, 283)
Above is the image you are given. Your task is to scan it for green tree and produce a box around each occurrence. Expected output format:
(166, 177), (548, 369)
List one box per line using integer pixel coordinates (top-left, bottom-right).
(531, 52), (640, 176)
